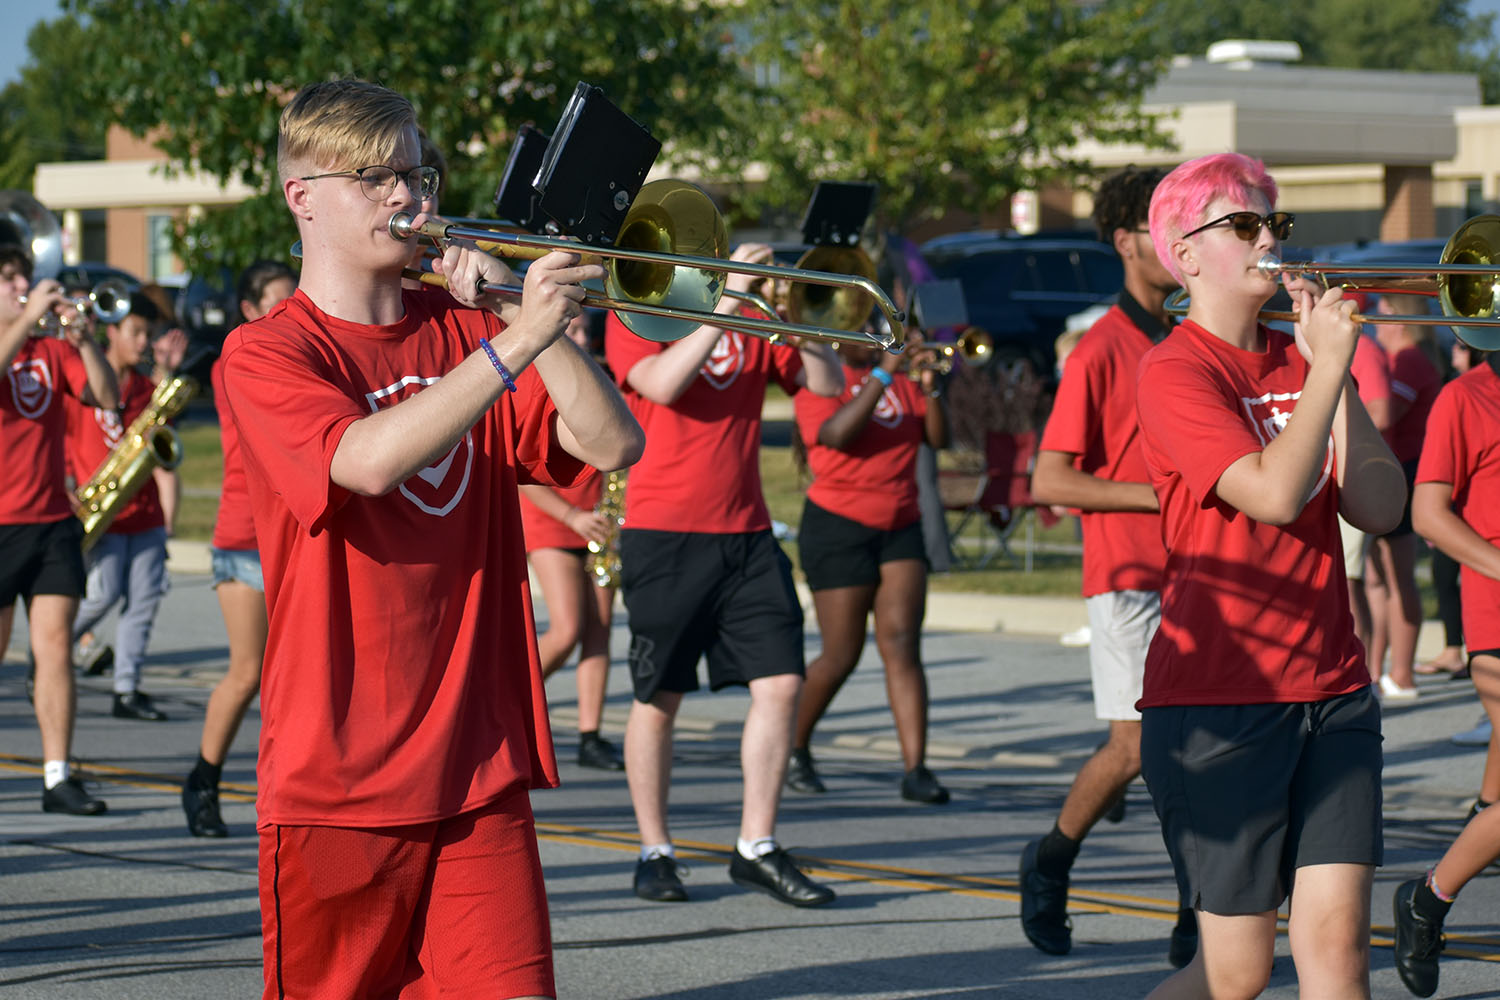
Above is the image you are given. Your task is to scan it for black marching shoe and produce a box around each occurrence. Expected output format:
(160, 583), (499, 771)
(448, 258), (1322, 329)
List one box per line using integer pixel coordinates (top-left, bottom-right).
(1392, 878), (1444, 997)
(729, 847), (835, 907)
(1018, 838), (1072, 955)
(785, 748), (826, 794)
(183, 778), (229, 838)
(577, 733), (625, 771)
(633, 855), (688, 902)
(42, 777), (107, 816)
(1167, 908), (1198, 968)
(900, 765), (950, 804)
(112, 691), (167, 721)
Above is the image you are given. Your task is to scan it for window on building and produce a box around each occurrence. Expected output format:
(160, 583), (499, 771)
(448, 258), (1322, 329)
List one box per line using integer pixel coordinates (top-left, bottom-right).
(147, 213), (177, 281)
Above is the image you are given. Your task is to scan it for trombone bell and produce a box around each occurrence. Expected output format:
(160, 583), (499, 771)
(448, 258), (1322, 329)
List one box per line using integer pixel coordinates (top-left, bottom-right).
(1439, 215), (1500, 351)
(788, 246), (877, 334)
(605, 179), (728, 343)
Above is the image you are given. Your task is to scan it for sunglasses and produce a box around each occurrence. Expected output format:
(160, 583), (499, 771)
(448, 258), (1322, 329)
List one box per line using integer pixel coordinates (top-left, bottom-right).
(1182, 211), (1294, 243)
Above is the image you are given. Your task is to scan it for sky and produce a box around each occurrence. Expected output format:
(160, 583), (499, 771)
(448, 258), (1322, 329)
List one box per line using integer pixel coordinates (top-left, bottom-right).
(4, 0), (1500, 87)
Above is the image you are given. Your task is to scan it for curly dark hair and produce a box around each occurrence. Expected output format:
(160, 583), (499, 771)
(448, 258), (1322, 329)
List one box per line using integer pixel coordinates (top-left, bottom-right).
(1091, 165), (1169, 242)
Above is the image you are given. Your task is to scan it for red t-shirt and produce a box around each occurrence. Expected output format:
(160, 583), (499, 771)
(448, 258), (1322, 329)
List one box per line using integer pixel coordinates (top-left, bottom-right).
(220, 287), (585, 828)
(1415, 364), (1500, 651)
(1384, 345), (1440, 463)
(1038, 305), (1166, 597)
(64, 369), (164, 535)
(1135, 320), (1368, 707)
(0, 338), (88, 524)
(1349, 335), (1391, 409)
(517, 468), (605, 552)
(605, 310), (803, 533)
(794, 364), (926, 531)
(210, 358), (256, 551)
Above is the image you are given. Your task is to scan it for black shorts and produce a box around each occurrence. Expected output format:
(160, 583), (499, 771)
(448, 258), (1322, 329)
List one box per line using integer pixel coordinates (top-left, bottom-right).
(798, 499), (927, 591)
(619, 528), (804, 702)
(0, 518), (86, 606)
(1381, 459), (1419, 539)
(1140, 686), (1383, 915)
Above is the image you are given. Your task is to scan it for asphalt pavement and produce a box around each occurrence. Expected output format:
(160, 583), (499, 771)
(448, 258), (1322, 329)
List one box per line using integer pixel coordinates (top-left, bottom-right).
(0, 553), (1496, 999)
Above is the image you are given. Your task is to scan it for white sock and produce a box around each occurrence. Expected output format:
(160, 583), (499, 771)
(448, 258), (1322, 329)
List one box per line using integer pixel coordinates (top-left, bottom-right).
(737, 836), (776, 859)
(43, 760), (69, 790)
(640, 843), (674, 861)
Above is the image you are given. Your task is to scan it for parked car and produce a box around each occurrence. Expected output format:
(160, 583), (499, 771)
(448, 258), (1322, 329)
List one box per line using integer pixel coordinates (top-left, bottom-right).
(1304, 237), (1455, 352)
(55, 261), (141, 296)
(919, 230), (1122, 376)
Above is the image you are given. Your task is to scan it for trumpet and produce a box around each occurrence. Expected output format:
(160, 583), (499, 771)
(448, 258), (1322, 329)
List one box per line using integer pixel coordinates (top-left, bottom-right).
(902, 326), (992, 379)
(22, 279), (133, 336)
(389, 178), (906, 352)
(1164, 214), (1500, 350)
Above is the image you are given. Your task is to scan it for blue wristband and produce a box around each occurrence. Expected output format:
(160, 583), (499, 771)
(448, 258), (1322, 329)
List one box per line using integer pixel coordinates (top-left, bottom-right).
(478, 338), (516, 393)
(868, 366), (894, 387)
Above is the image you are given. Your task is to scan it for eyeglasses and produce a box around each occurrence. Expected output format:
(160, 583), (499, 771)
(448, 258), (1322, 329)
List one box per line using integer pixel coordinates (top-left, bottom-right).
(1182, 211), (1294, 243)
(298, 164), (441, 202)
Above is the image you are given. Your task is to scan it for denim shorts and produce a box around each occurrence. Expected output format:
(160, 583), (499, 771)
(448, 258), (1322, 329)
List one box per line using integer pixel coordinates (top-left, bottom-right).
(211, 547), (264, 592)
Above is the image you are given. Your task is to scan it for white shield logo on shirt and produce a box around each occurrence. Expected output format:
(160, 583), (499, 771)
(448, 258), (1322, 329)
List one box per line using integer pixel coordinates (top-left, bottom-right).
(94, 407), (124, 446)
(1240, 390), (1333, 499)
(863, 375), (904, 429)
(366, 375), (474, 517)
(701, 332), (745, 390)
(7, 359), (53, 419)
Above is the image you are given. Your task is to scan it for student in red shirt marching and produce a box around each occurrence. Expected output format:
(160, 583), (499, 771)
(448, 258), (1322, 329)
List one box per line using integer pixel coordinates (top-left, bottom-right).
(0, 244), (118, 815)
(180, 260), (296, 838)
(1366, 294), (1443, 700)
(785, 324), (949, 803)
(518, 310), (624, 772)
(64, 291), (178, 724)
(606, 243), (843, 908)
(1137, 152), (1403, 999)
(1394, 351), (1500, 994)
(1019, 165), (1198, 966)
(218, 80), (642, 1000)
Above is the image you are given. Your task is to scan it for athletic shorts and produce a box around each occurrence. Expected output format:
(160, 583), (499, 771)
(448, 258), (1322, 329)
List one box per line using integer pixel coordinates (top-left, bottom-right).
(0, 518), (86, 606)
(798, 499), (926, 591)
(211, 547), (263, 592)
(619, 528), (804, 702)
(1140, 686), (1383, 915)
(259, 788), (553, 1000)
(1084, 590), (1159, 722)
(1338, 515), (1367, 581)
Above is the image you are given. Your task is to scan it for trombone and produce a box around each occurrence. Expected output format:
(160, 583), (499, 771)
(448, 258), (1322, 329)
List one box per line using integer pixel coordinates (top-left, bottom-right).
(1165, 214), (1500, 351)
(390, 179), (906, 352)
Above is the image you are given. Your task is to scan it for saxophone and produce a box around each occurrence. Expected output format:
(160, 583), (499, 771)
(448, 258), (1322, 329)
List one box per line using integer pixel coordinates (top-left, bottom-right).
(76, 374), (198, 552)
(585, 470), (627, 589)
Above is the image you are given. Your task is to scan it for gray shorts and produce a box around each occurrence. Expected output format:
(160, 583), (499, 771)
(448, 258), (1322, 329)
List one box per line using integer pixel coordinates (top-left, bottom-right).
(1084, 590), (1159, 721)
(1140, 686), (1383, 915)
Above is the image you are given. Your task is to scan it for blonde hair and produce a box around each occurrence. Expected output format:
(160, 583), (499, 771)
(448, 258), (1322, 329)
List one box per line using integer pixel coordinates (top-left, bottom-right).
(277, 79), (417, 183)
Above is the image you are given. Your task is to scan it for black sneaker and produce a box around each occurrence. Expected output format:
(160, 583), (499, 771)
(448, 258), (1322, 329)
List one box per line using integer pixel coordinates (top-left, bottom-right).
(577, 734), (624, 771)
(78, 641), (114, 677)
(1167, 908), (1198, 968)
(633, 856), (688, 902)
(112, 691), (167, 722)
(728, 847), (835, 907)
(899, 765), (950, 804)
(1018, 837), (1072, 955)
(1392, 878), (1444, 997)
(42, 777), (107, 816)
(785, 748), (826, 794)
(182, 777), (229, 838)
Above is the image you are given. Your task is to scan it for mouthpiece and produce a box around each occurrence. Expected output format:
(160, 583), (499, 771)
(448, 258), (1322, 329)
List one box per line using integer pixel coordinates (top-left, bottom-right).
(388, 212), (415, 241)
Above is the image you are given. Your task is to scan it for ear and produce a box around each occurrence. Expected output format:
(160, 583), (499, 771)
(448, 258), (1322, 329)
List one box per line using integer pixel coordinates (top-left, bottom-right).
(284, 175), (314, 223)
(1110, 227), (1135, 259)
(1169, 236), (1200, 279)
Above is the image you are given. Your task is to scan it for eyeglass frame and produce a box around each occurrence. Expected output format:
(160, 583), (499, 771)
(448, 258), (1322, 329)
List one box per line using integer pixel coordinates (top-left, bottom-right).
(1181, 211), (1294, 243)
(298, 163), (442, 202)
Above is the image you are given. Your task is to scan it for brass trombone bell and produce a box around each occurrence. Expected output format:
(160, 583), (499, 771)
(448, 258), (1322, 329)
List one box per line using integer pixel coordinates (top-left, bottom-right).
(386, 178), (906, 352)
(1164, 214), (1500, 351)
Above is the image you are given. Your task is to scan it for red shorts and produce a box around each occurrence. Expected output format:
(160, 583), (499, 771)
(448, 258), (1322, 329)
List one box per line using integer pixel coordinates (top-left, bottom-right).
(258, 788), (554, 999)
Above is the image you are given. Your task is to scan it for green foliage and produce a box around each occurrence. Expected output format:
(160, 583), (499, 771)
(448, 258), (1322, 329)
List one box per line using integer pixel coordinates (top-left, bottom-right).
(1144, 0), (1500, 102)
(60, 0), (739, 274)
(726, 0), (1175, 231)
(0, 18), (107, 191)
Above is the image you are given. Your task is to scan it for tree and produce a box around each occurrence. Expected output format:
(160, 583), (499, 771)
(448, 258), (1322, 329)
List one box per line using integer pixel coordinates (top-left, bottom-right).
(724, 0), (1175, 232)
(60, 0), (741, 275)
(1145, 0), (1500, 103)
(0, 17), (108, 192)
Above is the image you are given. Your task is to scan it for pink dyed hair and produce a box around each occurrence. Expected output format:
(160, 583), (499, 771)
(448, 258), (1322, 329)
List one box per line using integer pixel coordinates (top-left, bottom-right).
(1148, 153), (1278, 283)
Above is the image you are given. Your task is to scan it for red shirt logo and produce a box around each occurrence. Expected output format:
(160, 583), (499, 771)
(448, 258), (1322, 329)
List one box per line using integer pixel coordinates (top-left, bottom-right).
(7, 359), (54, 419)
(366, 375), (474, 516)
(94, 407), (125, 446)
(862, 375), (904, 429)
(1240, 389), (1333, 499)
(701, 332), (745, 390)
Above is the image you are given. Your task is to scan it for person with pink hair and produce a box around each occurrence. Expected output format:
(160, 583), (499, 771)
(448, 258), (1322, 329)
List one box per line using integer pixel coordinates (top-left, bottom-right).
(1135, 152), (1404, 999)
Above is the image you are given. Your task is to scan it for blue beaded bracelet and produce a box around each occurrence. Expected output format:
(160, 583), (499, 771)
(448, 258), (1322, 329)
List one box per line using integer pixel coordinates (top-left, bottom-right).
(868, 367), (894, 387)
(478, 338), (517, 393)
